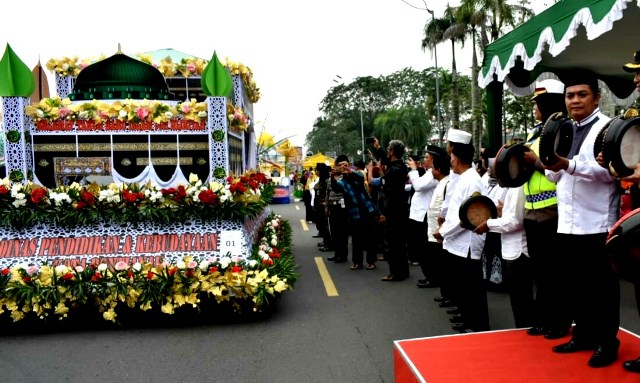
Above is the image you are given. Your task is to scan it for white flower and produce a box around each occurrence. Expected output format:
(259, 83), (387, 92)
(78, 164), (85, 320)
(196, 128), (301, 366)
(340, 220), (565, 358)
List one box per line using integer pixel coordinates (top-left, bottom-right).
(197, 110), (207, 118)
(75, 266), (84, 273)
(50, 191), (72, 206)
(247, 259), (258, 268)
(189, 173), (199, 184)
(118, 110), (128, 119)
(55, 265), (68, 275)
(270, 238), (278, 246)
(132, 262), (142, 272)
(12, 198), (26, 208)
(97, 263), (108, 272)
(218, 256), (231, 269)
(164, 111), (174, 120)
(176, 260), (186, 269)
(198, 260), (209, 271)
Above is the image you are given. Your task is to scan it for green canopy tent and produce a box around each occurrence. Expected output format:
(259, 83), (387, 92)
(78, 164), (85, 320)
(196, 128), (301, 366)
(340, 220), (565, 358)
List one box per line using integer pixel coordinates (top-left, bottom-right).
(479, 0), (639, 149)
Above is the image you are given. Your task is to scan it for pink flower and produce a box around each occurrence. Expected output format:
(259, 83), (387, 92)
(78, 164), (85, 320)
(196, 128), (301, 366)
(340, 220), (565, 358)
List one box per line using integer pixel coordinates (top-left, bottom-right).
(187, 260), (198, 269)
(187, 64), (196, 73)
(180, 104), (190, 114)
(136, 107), (150, 120)
(115, 261), (128, 271)
(59, 107), (70, 118)
(26, 265), (39, 276)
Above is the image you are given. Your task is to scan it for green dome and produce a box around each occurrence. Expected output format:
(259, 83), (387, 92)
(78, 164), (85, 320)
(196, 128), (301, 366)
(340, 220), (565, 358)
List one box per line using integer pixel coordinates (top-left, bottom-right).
(68, 52), (174, 101)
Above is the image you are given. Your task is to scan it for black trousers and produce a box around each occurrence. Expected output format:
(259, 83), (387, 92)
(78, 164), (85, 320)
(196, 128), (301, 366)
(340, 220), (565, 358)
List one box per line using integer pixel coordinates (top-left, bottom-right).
(350, 219), (378, 265)
(328, 205), (348, 260)
(505, 255), (536, 328)
(558, 233), (620, 346)
(314, 203), (332, 248)
(422, 240), (443, 285)
(447, 250), (490, 332)
(406, 217), (428, 264)
(524, 217), (573, 333)
(384, 210), (409, 278)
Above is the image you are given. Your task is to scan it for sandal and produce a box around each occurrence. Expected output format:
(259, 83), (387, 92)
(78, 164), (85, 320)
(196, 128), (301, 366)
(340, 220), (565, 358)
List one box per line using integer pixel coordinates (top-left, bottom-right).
(350, 264), (363, 270)
(381, 274), (405, 282)
(366, 264), (376, 270)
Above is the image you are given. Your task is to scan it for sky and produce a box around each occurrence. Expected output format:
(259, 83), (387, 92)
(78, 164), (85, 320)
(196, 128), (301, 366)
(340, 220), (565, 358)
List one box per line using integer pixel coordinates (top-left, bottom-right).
(0, 0), (551, 150)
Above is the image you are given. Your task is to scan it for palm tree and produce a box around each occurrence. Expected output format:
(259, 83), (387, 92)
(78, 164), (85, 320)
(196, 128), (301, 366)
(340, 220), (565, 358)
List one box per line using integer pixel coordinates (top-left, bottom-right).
(454, 0), (534, 158)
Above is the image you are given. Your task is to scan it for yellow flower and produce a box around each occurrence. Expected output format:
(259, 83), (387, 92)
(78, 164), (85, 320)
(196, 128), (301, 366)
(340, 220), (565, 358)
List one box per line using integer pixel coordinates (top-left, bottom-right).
(102, 310), (117, 322)
(161, 302), (175, 315)
(55, 303), (69, 316)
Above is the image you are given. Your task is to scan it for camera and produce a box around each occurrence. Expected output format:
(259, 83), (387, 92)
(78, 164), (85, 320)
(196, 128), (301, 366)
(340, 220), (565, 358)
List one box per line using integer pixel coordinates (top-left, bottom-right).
(365, 136), (376, 145)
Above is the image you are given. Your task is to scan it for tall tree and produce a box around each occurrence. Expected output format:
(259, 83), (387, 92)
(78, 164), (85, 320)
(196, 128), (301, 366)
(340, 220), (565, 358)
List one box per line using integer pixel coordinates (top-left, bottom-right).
(455, 0), (534, 159)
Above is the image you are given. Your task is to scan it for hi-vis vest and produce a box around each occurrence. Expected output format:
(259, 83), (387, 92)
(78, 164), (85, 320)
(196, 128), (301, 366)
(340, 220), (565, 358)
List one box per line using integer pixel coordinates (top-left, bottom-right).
(524, 129), (558, 210)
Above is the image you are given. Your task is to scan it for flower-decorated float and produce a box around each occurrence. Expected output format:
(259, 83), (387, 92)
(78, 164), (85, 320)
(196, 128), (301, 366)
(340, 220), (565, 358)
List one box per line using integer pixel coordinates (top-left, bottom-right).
(0, 45), (297, 328)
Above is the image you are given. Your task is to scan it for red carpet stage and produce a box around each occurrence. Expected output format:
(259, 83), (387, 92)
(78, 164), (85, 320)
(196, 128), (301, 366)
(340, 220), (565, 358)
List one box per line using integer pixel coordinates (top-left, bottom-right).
(394, 328), (640, 383)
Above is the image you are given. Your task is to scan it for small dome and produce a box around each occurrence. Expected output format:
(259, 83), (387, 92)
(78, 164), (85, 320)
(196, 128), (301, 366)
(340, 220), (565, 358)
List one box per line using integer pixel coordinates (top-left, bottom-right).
(68, 52), (174, 101)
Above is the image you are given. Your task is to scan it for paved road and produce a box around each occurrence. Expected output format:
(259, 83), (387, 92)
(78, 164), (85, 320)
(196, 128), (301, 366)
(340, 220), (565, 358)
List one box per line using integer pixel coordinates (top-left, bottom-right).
(0, 200), (639, 383)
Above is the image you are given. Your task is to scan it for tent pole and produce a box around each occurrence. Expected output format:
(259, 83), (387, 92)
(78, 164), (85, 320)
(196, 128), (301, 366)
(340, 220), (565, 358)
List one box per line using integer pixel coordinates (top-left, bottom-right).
(486, 78), (504, 150)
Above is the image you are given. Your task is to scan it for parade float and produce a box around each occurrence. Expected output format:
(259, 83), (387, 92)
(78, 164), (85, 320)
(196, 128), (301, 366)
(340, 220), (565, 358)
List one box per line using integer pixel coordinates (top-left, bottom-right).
(0, 44), (297, 328)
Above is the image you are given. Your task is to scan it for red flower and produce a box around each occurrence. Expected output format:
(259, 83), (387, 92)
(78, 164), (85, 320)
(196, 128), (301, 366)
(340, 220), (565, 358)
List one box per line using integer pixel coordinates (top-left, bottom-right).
(161, 187), (177, 195)
(270, 248), (281, 259)
(185, 270), (195, 278)
(30, 188), (47, 204)
(168, 267), (177, 276)
(198, 190), (218, 205)
(91, 272), (102, 282)
(146, 271), (155, 280)
(226, 176), (234, 183)
(81, 190), (95, 205)
(208, 266), (218, 274)
(262, 258), (274, 266)
(75, 201), (87, 210)
(122, 189), (138, 203)
(23, 276), (31, 283)
(174, 185), (187, 201)
(249, 180), (258, 190)
(62, 273), (74, 280)
(127, 271), (134, 279)
(231, 265), (242, 273)
(1, 268), (10, 276)
(0, 185), (8, 196)
(240, 176), (249, 183)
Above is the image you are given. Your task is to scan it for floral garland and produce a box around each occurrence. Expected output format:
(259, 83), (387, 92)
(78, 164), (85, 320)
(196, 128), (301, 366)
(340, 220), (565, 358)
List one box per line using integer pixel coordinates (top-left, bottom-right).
(0, 213), (297, 323)
(0, 171), (274, 228)
(227, 101), (249, 133)
(45, 55), (261, 103)
(25, 97), (208, 124)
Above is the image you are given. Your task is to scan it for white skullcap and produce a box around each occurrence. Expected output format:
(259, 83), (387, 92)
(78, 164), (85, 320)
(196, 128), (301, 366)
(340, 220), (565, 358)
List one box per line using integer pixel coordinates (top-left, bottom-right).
(446, 128), (472, 144)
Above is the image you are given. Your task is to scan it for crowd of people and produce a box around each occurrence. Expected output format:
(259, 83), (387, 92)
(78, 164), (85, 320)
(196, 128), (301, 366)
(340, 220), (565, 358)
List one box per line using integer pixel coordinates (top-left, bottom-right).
(300, 51), (640, 372)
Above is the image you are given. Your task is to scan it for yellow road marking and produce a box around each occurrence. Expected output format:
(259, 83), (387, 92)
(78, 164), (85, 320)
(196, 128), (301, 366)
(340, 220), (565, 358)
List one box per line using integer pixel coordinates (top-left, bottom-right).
(300, 219), (309, 231)
(315, 257), (339, 296)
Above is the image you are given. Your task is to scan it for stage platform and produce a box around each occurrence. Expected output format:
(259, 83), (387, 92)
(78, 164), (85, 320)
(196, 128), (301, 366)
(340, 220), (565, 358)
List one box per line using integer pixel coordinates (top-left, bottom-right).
(394, 328), (640, 383)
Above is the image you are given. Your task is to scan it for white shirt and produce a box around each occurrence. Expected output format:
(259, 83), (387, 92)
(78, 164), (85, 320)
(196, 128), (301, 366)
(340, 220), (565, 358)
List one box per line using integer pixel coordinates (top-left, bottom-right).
(408, 168), (438, 222)
(545, 109), (619, 234)
(487, 185), (528, 260)
(440, 172), (459, 220)
(427, 175), (450, 243)
(440, 167), (486, 259)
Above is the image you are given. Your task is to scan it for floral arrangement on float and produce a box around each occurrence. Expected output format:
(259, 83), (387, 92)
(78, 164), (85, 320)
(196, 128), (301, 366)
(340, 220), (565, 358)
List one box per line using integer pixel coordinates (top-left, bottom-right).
(0, 212), (297, 324)
(45, 54), (261, 103)
(0, 171), (274, 229)
(25, 97), (209, 132)
(227, 101), (249, 133)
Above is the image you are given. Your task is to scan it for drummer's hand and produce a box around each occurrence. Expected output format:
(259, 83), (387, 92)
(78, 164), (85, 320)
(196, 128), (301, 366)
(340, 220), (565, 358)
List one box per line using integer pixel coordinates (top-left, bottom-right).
(523, 150), (538, 166)
(407, 157), (417, 170)
(595, 151), (607, 169)
(544, 155), (569, 172)
(622, 163), (640, 183)
(433, 229), (443, 242)
(496, 200), (504, 217)
(473, 221), (489, 234)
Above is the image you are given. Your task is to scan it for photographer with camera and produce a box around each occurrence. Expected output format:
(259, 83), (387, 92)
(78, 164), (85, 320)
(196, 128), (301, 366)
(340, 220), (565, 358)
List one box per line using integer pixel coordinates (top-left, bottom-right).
(330, 155), (380, 270)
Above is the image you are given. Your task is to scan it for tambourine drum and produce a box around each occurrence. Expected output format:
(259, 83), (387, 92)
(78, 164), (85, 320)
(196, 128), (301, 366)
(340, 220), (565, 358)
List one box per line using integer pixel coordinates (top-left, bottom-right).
(593, 117), (616, 165)
(606, 207), (640, 282)
(601, 116), (640, 178)
(459, 193), (498, 231)
(538, 112), (574, 166)
(494, 143), (533, 188)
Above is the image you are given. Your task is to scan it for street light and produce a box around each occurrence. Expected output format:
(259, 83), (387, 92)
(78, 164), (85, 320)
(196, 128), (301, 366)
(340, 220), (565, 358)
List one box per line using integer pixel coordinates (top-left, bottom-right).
(333, 75), (365, 161)
(425, 6), (444, 144)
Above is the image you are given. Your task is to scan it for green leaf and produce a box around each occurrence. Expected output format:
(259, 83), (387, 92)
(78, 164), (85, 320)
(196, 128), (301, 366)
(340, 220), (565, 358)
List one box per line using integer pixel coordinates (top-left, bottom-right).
(201, 51), (233, 98)
(0, 44), (35, 97)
